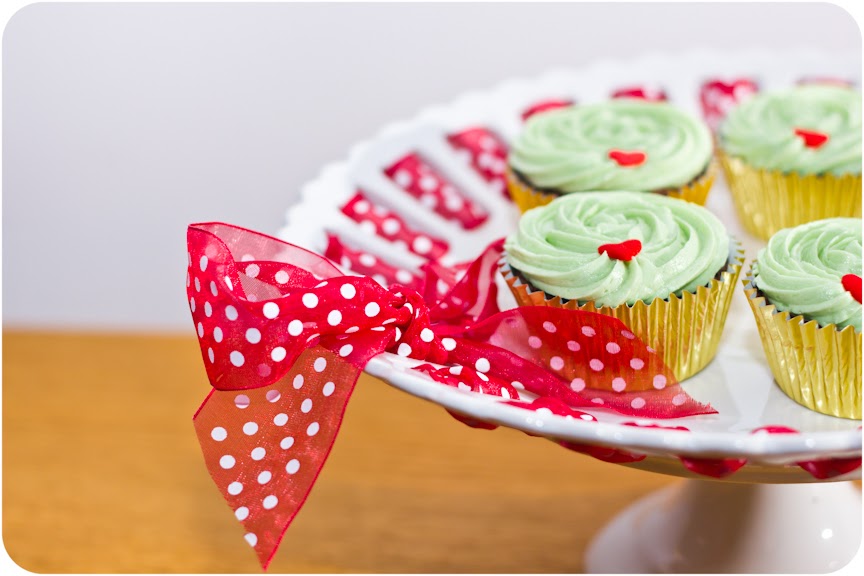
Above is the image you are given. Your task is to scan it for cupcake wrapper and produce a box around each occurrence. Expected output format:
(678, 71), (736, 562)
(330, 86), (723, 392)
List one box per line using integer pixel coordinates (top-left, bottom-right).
(719, 152), (862, 241)
(743, 265), (862, 419)
(506, 162), (717, 213)
(501, 243), (744, 381)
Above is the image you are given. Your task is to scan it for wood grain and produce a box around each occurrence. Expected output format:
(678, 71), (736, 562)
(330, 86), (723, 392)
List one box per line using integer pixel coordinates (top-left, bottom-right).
(3, 331), (675, 573)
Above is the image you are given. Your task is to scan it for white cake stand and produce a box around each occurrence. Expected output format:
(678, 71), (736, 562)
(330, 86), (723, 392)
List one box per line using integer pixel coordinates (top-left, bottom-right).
(279, 49), (863, 573)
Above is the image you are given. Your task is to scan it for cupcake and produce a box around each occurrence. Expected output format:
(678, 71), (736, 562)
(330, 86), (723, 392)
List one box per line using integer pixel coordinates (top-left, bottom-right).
(506, 100), (715, 212)
(744, 218), (862, 419)
(502, 191), (743, 380)
(718, 85), (862, 240)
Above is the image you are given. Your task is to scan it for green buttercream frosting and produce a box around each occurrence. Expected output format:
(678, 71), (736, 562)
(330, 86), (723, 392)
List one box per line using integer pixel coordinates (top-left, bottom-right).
(504, 192), (729, 307)
(754, 218), (862, 332)
(720, 85), (862, 176)
(509, 100), (713, 193)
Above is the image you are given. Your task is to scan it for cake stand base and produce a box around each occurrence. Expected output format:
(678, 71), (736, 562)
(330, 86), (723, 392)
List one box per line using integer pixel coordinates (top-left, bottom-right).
(584, 479), (861, 573)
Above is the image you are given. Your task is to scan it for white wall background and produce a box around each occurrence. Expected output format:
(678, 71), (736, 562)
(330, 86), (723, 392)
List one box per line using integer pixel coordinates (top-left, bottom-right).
(2, 2), (861, 331)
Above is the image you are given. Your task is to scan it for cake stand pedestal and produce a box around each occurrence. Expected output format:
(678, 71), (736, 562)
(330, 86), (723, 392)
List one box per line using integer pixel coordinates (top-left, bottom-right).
(584, 479), (861, 573)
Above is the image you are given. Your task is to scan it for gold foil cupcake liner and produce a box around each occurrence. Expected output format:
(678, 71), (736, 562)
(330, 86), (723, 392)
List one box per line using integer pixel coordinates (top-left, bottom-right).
(719, 152), (862, 241)
(506, 162), (717, 213)
(743, 265), (862, 419)
(500, 243), (744, 381)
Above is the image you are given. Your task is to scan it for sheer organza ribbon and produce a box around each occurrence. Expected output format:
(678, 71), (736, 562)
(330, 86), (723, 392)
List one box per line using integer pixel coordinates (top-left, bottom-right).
(186, 222), (713, 568)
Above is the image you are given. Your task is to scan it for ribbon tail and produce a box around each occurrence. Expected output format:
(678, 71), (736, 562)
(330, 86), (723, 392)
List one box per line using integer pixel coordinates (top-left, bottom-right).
(192, 346), (361, 569)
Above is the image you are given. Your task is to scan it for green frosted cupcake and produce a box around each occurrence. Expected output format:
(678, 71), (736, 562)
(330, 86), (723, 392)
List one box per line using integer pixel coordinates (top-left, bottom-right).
(744, 217), (862, 418)
(506, 100), (715, 211)
(719, 86), (863, 240)
(502, 192), (743, 380)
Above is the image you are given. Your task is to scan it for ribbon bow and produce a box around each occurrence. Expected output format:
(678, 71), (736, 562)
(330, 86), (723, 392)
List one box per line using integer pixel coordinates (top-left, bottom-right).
(187, 222), (713, 568)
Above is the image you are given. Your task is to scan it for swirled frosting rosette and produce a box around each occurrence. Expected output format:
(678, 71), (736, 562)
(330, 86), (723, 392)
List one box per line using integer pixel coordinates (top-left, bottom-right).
(718, 85), (863, 240)
(744, 218), (862, 419)
(506, 100), (715, 212)
(502, 192), (743, 380)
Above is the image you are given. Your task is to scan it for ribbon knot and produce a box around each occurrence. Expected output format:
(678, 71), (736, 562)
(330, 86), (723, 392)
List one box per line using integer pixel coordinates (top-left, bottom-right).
(186, 222), (713, 569)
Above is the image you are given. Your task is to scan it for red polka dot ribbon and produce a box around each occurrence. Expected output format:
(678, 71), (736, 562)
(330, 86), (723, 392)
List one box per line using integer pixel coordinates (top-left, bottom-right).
(186, 222), (714, 568)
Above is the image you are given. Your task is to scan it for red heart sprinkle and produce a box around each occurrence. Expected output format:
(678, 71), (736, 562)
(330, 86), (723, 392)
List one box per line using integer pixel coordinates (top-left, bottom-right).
(794, 128), (829, 149)
(842, 274), (862, 303)
(608, 149), (646, 167)
(598, 239), (642, 262)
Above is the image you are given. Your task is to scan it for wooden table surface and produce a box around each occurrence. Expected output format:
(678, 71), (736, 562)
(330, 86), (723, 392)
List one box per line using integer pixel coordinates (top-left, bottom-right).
(3, 330), (678, 573)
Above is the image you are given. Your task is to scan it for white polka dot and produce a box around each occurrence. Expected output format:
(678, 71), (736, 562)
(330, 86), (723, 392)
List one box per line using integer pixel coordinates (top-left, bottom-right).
(323, 381), (335, 396)
(270, 413), (288, 427)
(234, 394), (250, 409)
(353, 199), (370, 214)
(208, 347), (215, 363)
(257, 364), (271, 377)
(190, 297), (196, 312)
(271, 347), (287, 362)
(240, 254), (254, 262)
(307, 422), (320, 436)
(340, 284), (356, 299)
(581, 326), (596, 337)
(475, 358), (491, 373)
(230, 351), (245, 367)
(242, 422), (258, 435)
(528, 336), (542, 349)
(631, 397), (646, 409)
(211, 427), (227, 441)
(227, 481), (242, 495)
(286, 459), (300, 474)
(243, 328), (261, 344)
(220, 455), (236, 469)
(630, 358), (645, 370)
(549, 356), (564, 370)
(339, 344), (353, 357)
(262, 302), (280, 319)
(605, 342), (621, 354)
(194, 277), (201, 292)
(580, 414), (595, 421)
(567, 340), (581, 352)
(225, 305), (238, 320)
(396, 270), (413, 284)
(543, 321), (557, 333)
(647, 346), (656, 354)
(235, 507), (249, 521)
(327, 310), (342, 326)
(197, 322), (204, 338)
(457, 382), (471, 391)
(210, 281), (218, 297)
(199, 255), (208, 271)
(672, 393), (687, 406)
(621, 330), (636, 339)
(653, 374), (668, 390)
(420, 328), (435, 343)
(592, 398), (605, 405)
(359, 253), (376, 267)
(262, 495), (278, 510)
(345, 326), (359, 334)
(413, 236), (433, 254)
(244, 533), (257, 547)
(212, 326), (223, 343)
(511, 380), (525, 390)
(570, 378), (586, 392)
(589, 359), (604, 371)
(263, 391), (280, 404)
(204, 302), (213, 317)
(298, 293), (317, 309)
(397, 343), (412, 357)
(301, 399), (313, 413)
(251, 447), (265, 461)
(441, 338), (457, 351)
(281, 436), (295, 449)
(477, 372), (489, 382)
(245, 264), (260, 278)
(293, 374), (304, 389)
(225, 277), (233, 291)
(257, 471), (271, 485)
(382, 218), (401, 235)
(274, 270), (289, 284)
(536, 407), (553, 416)
(612, 377), (627, 392)
(281, 320), (300, 338)
(365, 302), (380, 317)
(313, 357), (327, 372)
